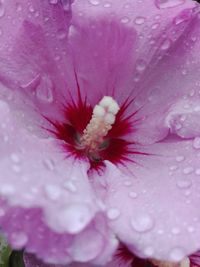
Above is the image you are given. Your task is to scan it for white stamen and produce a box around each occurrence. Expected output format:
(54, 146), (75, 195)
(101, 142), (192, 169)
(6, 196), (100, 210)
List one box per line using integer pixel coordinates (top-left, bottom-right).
(81, 96), (120, 153)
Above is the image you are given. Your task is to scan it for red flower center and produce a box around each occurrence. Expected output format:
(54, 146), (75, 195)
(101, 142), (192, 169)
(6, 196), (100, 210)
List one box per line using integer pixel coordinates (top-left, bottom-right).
(46, 79), (144, 171)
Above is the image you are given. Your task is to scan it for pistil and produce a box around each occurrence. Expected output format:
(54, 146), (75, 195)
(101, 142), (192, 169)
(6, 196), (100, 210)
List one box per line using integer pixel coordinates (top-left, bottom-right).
(80, 96), (120, 154)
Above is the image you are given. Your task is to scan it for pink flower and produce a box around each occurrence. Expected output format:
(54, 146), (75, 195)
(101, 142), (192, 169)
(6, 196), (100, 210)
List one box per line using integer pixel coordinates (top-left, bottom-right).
(22, 247), (200, 267)
(0, 0), (200, 265)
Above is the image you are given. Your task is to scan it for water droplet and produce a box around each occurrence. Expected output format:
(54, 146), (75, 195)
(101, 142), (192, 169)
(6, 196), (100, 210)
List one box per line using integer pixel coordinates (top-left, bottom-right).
(129, 191), (138, 198)
(120, 16), (130, 24)
(107, 208), (120, 220)
(0, 208), (5, 217)
(28, 5), (35, 13)
(182, 69), (187, 75)
(157, 229), (164, 235)
(103, 2), (111, 8)
(88, 0), (100, 5)
(155, 14), (161, 20)
(171, 227), (180, 235)
(155, 0), (185, 9)
(44, 184), (61, 200)
(16, 3), (22, 12)
(136, 59), (147, 72)
(169, 165), (178, 171)
(134, 73), (141, 82)
(176, 156), (185, 162)
(12, 165), (21, 173)
(10, 153), (20, 163)
(195, 169), (200, 175)
(161, 39), (171, 50)
(144, 246), (154, 256)
(152, 23), (160, 30)
(134, 16), (146, 25)
(0, 184), (15, 196)
(193, 137), (200, 149)
(36, 76), (54, 103)
(169, 247), (185, 261)
(49, 0), (58, 3)
(124, 180), (132, 187)
(57, 29), (67, 40)
(0, 2), (5, 18)
(183, 167), (194, 175)
(176, 179), (192, 189)
(187, 226), (194, 233)
(58, 204), (92, 233)
(11, 232), (28, 248)
(131, 214), (154, 233)
(64, 180), (77, 193)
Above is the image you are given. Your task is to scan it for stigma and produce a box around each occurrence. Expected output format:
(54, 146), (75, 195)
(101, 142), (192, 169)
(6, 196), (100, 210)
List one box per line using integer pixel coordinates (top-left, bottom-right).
(80, 96), (120, 155)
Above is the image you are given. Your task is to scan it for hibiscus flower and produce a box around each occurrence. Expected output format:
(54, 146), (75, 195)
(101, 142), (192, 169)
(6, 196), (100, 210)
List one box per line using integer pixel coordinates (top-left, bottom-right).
(0, 0), (200, 266)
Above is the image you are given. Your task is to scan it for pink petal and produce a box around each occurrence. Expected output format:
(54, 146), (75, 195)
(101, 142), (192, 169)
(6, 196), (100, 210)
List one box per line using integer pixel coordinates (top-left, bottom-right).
(103, 139), (200, 261)
(71, 0), (199, 144)
(132, 5), (200, 144)
(0, 0), (72, 121)
(0, 99), (117, 264)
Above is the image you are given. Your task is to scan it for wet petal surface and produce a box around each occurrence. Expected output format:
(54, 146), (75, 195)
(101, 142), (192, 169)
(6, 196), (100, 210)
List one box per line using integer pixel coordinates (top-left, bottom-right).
(104, 139), (200, 261)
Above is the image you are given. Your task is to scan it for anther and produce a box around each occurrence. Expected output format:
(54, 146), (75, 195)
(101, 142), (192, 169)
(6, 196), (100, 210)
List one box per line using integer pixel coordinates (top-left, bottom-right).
(80, 96), (120, 153)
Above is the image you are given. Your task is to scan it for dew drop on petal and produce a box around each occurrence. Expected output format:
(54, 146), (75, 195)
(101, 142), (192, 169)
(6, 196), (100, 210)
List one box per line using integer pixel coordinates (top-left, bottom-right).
(131, 214), (154, 233)
(58, 204), (92, 234)
(187, 226), (194, 233)
(15, 3), (22, 12)
(136, 59), (147, 72)
(12, 164), (21, 173)
(44, 184), (61, 200)
(69, 230), (104, 262)
(49, 0), (58, 4)
(103, 2), (111, 8)
(183, 167), (194, 175)
(88, 0), (100, 6)
(134, 16), (146, 25)
(10, 153), (20, 163)
(169, 165), (178, 171)
(129, 191), (138, 198)
(0, 208), (5, 217)
(160, 39), (171, 50)
(176, 179), (192, 189)
(120, 16), (130, 24)
(0, 184), (15, 196)
(57, 29), (67, 40)
(176, 155), (185, 162)
(155, 0), (185, 9)
(171, 227), (180, 235)
(144, 246), (154, 257)
(124, 180), (132, 187)
(169, 248), (185, 261)
(36, 76), (54, 103)
(193, 137), (200, 149)
(10, 232), (28, 249)
(195, 169), (200, 175)
(107, 208), (121, 220)
(151, 23), (160, 30)
(64, 180), (77, 193)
